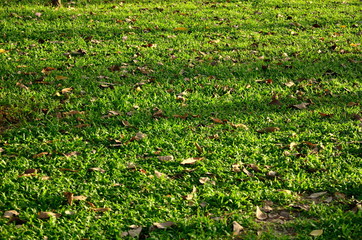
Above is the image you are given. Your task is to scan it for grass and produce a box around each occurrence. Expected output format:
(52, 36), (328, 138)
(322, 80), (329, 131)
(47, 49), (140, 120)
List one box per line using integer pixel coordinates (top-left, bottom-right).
(0, 0), (361, 239)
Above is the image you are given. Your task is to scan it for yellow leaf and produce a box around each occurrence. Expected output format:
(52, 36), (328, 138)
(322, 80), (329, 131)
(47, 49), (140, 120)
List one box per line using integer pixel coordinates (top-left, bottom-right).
(310, 229), (323, 236)
(174, 27), (188, 31)
(55, 76), (68, 80)
(0, 49), (7, 53)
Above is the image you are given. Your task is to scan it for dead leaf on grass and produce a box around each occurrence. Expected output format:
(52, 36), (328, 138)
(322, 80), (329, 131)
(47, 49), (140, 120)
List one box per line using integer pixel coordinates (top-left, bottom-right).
(257, 127), (280, 133)
(310, 229), (323, 236)
(291, 102), (309, 109)
(91, 208), (112, 212)
(64, 151), (81, 157)
(153, 221), (176, 229)
(256, 206), (268, 220)
(41, 67), (56, 74)
(38, 211), (61, 219)
(180, 157), (203, 165)
(309, 192), (327, 199)
(88, 167), (106, 173)
(121, 226), (143, 238)
(157, 155), (174, 161)
(3, 210), (19, 218)
(232, 221), (244, 235)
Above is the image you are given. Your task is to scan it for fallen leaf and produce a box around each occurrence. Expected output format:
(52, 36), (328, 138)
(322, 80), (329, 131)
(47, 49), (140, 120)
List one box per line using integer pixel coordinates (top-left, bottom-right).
(351, 114), (362, 121)
(64, 192), (74, 205)
(3, 210), (19, 218)
(153, 221), (176, 229)
(64, 151), (81, 157)
(41, 67), (56, 74)
(180, 157), (203, 165)
(155, 170), (167, 178)
(310, 229), (323, 236)
(32, 152), (49, 158)
(55, 76), (68, 80)
(232, 164), (241, 172)
(73, 195), (87, 201)
(257, 127), (280, 133)
(174, 27), (188, 31)
(210, 117), (226, 124)
(16, 82), (29, 91)
(232, 221), (244, 235)
(64, 210), (76, 215)
(0, 49), (8, 53)
(184, 186), (197, 200)
(292, 102), (309, 110)
(243, 168), (254, 177)
(309, 192), (327, 199)
(121, 226), (143, 238)
(87, 167), (106, 173)
(248, 164), (261, 172)
(38, 211), (61, 219)
(157, 155), (174, 161)
(199, 177), (215, 185)
(229, 123), (249, 129)
(284, 81), (295, 87)
(256, 206), (268, 220)
(130, 132), (147, 141)
(319, 112), (334, 118)
(61, 87), (73, 94)
(195, 142), (203, 153)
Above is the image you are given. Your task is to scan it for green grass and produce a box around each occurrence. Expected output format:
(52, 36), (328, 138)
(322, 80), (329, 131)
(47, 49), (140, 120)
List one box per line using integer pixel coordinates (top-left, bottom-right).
(0, 0), (361, 239)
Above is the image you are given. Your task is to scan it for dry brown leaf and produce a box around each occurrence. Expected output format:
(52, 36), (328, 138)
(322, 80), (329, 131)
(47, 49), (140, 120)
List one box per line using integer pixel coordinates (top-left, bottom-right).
(184, 186), (197, 200)
(256, 206), (268, 220)
(16, 82), (29, 91)
(55, 76), (68, 80)
(3, 210), (19, 218)
(232, 164), (241, 172)
(248, 164), (261, 172)
(64, 151), (81, 157)
(292, 102), (309, 109)
(32, 152), (49, 158)
(257, 127), (280, 133)
(121, 226), (143, 238)
(38, 211), (61, 219)
(73, 195), (87, 201)
(157, 155), (174, 161)
(229, 122), (249, 129)
(210, 117), (226, 124)
(195, 142), (203, 153)
(153, 221), (176, 229)
(41, 67), (56, 74)
(64, 192), (74, 205)
(310, 229), (323, 236)
(284, 81), (295, 87)
(180, 157), (203, 165)
(232, 221), (244, 235)
(154, 170), (167, 178)
(309, 192), (327, 199)
(243, 168), (254, 177)
(88, 167), (106, 173)
(130, 132), (147, 141)
(61, 87), (73, 94)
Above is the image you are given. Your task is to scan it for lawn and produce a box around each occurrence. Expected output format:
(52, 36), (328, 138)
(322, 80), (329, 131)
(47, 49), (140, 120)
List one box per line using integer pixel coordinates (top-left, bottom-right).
(0, 0), (361, 239)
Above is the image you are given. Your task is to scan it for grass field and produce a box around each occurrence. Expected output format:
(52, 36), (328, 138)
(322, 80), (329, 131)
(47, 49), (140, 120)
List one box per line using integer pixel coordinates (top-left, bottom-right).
(0, 0), (361, 239)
